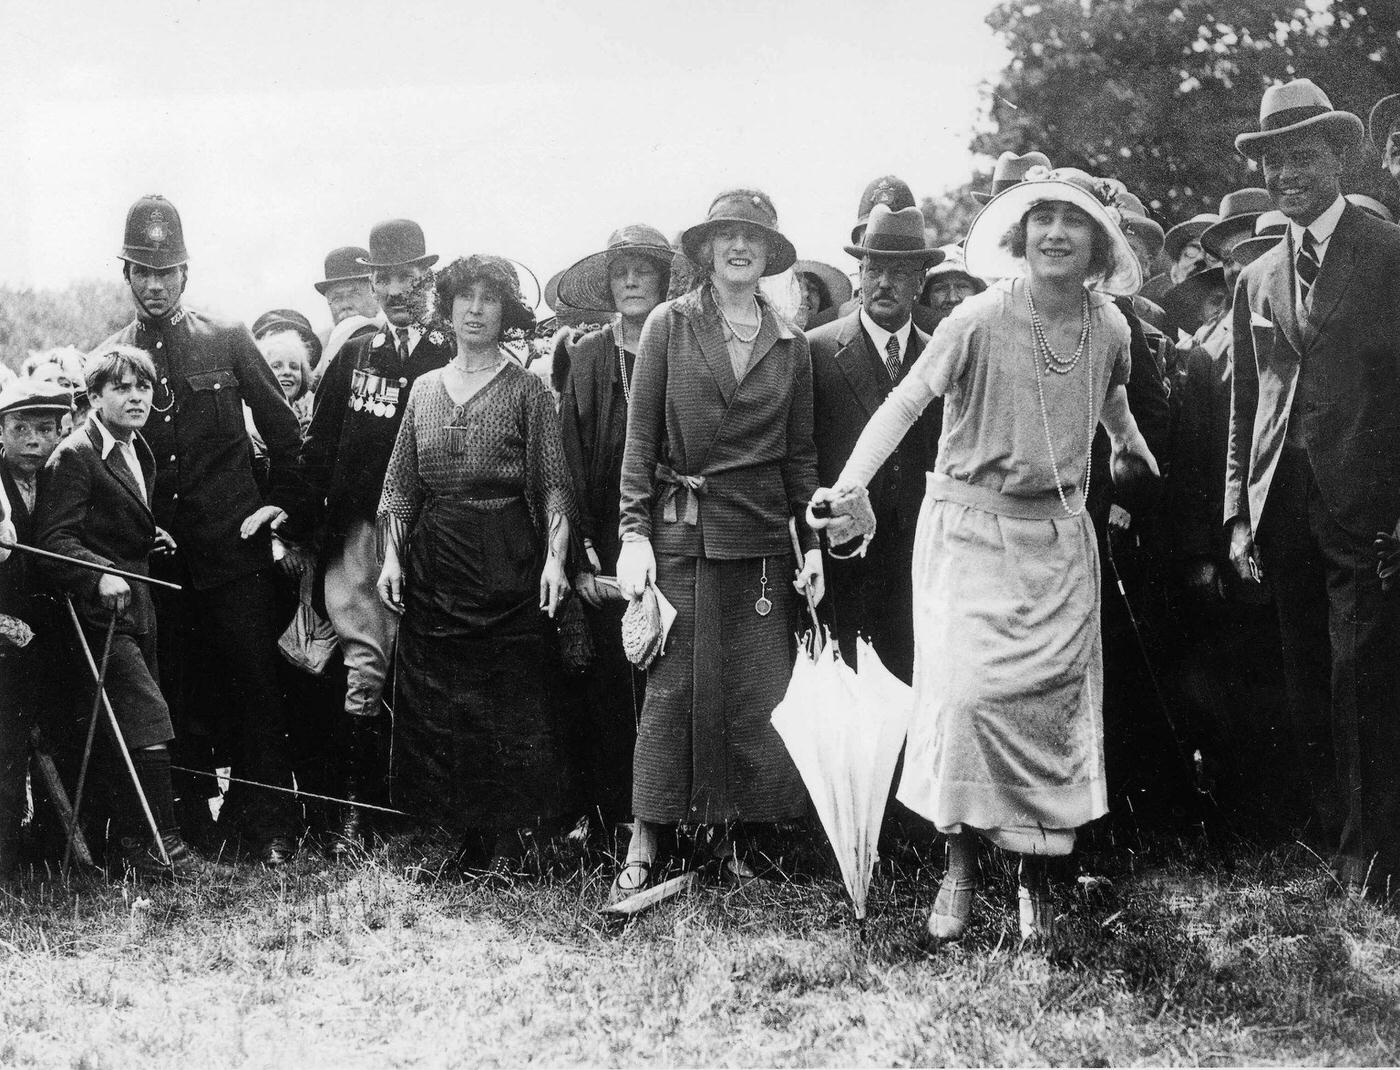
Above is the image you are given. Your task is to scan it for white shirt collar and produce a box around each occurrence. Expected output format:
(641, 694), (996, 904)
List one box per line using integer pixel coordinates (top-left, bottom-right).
(1290, 195), (1346, 251)
(92, 414), (125, 459)
(858, 308), (913, 359)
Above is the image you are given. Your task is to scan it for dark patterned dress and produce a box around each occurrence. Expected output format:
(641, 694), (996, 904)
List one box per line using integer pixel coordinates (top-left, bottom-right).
(379, 362), (577, 828)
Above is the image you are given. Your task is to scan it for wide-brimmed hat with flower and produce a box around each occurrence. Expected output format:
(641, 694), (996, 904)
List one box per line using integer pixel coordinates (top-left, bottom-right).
(963, 166), (1143, 296)
(680, 189), (797, 277)
(1236, 78), (1363, 160)
(556, 224), (674, 311)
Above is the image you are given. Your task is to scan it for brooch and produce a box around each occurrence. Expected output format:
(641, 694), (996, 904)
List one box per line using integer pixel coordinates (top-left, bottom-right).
(428, 330), (445, 347)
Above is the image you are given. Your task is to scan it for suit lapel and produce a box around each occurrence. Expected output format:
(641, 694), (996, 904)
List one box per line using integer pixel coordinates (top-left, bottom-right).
(832, 311), (887, 418)
(1303, 204), (1359, 346)
(88, 421), (152, 518)
(1264, 236), (1305, 359)
(691, 289), (739, 405)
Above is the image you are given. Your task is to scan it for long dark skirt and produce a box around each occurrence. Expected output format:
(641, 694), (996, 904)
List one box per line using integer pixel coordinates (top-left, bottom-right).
(391, 496), (568, 829)
(569, 599), (644, 827)
(632, 553), (805, 825)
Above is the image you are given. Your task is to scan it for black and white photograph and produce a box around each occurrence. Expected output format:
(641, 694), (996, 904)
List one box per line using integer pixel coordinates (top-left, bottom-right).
(3, 1), (1400, 1066)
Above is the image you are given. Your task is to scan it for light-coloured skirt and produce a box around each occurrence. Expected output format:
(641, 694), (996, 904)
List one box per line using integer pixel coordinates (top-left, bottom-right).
(895, 475), (1108, 856)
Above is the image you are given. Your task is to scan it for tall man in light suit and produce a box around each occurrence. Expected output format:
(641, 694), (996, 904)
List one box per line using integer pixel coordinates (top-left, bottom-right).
(1226, 79), (1400, 898)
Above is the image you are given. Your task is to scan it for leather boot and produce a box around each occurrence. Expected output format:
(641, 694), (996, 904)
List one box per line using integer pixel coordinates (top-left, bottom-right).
(330, 717), (378, 859)
(120, 830), (236, 881)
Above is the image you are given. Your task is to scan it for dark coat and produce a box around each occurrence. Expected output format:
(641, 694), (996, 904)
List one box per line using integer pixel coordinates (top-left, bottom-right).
(100, 308), (302, 591)
(619, 288), (819, 559)
(34, 419), (157, 635)
(1226, 203), (1400, 539)
(0, 466), (38, 622)
(291, 325), (453, 539)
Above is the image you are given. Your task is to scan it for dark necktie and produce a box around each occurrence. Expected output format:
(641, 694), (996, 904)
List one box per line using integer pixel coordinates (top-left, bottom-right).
(395, 327), (410, 361)
(1296, 230), (1320, 308)
(884, 334), (902, 382)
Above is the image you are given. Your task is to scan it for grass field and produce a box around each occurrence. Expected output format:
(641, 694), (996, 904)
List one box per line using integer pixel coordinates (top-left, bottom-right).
(3, 826), (1400, 1069)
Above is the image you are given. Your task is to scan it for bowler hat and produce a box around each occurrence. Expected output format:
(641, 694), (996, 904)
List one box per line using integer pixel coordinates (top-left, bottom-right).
(1164, 213), (1220, 262)
(1235, 78), (1363, 160)
(557, 224), (675, 311)
(314, 247), (371, 294)
(0, 380), (72, 419)
(357, 219), (439, 270)
(1368, 93), (1400, 147)
(1200, 188), (1274, 259)
(120, 194), (189, 270)
(680, 189), (797, 277)
(843, 205), (945, 265)
(850, 175), (916, 243)
(251, 308), (323, 368)
(972, 151), (1053, 205)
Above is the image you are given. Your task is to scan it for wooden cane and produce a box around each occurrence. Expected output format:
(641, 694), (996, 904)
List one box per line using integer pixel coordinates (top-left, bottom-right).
(28, 732), (95, 870)
(63, 610), (117, 873)
(63, 598), (170, 866)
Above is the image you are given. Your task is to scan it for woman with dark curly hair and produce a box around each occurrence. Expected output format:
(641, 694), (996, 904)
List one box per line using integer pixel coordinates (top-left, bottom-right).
(377, 255), (577, 874)
(613, 190), (824, 898)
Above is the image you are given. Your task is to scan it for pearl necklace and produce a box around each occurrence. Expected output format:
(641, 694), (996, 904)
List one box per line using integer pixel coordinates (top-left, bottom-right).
(614, 318), (633, 406)
(1026, 285), (1095, 518)
(712, 285), (762, 344)
(1026, 286), (1090, 374)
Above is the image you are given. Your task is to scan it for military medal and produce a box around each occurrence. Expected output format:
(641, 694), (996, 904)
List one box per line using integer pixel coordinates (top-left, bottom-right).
(755, 558), (772, 617)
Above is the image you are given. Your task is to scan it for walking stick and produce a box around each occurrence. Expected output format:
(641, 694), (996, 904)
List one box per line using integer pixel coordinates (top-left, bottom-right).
(29, 730), (95, 870)
(63, 610), (117, 873)
(63, 598), (170, 865)
(1, 540), (182, 592)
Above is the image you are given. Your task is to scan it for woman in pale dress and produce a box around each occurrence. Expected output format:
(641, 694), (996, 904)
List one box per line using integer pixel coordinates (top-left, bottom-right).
(810, 168), (1158, 943)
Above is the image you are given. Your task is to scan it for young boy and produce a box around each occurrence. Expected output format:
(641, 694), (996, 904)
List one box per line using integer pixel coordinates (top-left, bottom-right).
(35, 345), (226, 878)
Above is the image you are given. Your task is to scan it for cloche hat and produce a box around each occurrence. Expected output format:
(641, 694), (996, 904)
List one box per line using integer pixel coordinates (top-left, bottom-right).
(680, 189), (797, 277)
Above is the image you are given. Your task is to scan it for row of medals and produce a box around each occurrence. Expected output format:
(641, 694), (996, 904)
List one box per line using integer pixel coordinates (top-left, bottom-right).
(349, 369), (407, 419)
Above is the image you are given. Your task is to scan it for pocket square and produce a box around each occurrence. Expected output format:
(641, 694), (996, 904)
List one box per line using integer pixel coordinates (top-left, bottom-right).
(1250, 312), (1274, 329)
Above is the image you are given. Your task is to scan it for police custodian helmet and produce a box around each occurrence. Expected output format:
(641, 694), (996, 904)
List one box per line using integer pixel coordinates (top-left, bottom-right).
(120, 194), (189, 269)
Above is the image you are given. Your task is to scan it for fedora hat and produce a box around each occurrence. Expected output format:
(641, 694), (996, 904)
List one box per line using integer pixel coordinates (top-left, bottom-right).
(357, 219), (439, 270)
(850, 175), (916, 243)
(1164, 213), (1220, 261)
(556, 224), (674, 311)
(1346, 193), (1394, 223)
(1236, 78), (1363, 159)
(1369, 93), (1400, 147)
(680, 189), (797, 277)
(964, 166), (1143, 296)
(843, 205), (945, 265)
(120, 194), (189, 270)
(1229, 209), (1290, 268)
(972, 151), (1053, 205)
(1163, 267), (1228, 337)
(1200, 188), (1274, 259)
(251, 308), (323, 368)
(314, 246), (371, 294)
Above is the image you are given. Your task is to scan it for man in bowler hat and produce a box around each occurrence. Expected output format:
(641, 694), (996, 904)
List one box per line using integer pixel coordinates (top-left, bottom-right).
(1227, 79), (1400, 897)
(98, 194), (304, 864)
(284, 218), (452, 853)
(314, 246), (382, 387)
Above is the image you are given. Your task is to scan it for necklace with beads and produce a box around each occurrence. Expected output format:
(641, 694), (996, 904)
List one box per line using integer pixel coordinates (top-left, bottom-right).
(1025, 283), (1096, 518)
(711, 285), (762, 344)
(614, 316), (635, 405)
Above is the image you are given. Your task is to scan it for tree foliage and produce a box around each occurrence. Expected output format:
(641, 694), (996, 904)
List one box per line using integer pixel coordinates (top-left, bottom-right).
(974, 0), (1400, 221)
(0, 280), (132, 373)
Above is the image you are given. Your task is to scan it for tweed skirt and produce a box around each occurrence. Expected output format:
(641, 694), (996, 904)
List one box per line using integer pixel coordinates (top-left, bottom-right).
(631, 553), (806, 825)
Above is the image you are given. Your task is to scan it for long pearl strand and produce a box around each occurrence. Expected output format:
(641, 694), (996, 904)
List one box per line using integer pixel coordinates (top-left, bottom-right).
(1026, 285), (1095, 518)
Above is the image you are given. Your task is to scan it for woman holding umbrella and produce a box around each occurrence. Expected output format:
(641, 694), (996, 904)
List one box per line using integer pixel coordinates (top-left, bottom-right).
(810, 168), (1158, 943)
(614, 189), (824, 897)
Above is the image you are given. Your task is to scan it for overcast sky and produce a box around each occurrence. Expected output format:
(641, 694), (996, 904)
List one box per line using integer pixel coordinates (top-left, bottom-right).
(0, 0), (1004, 329)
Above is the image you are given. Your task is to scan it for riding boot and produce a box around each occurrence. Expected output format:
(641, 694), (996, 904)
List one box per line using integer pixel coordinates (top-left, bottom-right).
(330, 716), (377, 858)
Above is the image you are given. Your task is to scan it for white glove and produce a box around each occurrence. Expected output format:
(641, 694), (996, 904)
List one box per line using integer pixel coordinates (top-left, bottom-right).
(617, 538), (656, 599)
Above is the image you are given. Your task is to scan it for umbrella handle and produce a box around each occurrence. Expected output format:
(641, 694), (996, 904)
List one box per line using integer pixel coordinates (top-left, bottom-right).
(787, 519), (824, 645)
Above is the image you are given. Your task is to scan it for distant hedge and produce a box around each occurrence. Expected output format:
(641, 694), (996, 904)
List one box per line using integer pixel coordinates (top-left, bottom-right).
(0, 280), (132, 372)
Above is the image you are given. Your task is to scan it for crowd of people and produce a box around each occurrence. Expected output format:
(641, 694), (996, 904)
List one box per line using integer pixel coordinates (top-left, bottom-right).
(2, 75), (1399, 946)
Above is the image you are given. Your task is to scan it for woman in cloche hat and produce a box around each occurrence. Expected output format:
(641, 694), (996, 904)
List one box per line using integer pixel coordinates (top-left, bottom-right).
(810, 166), (1159, 945)
(612, 189), (824, 899)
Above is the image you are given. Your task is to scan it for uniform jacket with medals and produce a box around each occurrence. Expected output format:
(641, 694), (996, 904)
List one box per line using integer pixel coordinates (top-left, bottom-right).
(1226, 202), (1400, 541)
(292, 324), (453, 540)
(100, 308), (302, 591)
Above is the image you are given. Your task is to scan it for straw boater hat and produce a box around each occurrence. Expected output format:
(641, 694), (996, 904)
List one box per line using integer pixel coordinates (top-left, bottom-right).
(850, 175), (916, 243)
(972, 151), (1053, 205)
(1230, 210), (1290, 268)
(681, 189), (797, 277)
(843, 204), (946, 266)
(1346, 193), (1394, 223)
(1368, 93), (1400, 147)
(792, 260), (854, 310)
(556, 224), (674, 311)
(1235, 78), (1364, 159)
(356, 219), (439, 270)
(964, 166), (1143, 296)
(314, 247), (371, 294)
(1200, 188), (1274, 259)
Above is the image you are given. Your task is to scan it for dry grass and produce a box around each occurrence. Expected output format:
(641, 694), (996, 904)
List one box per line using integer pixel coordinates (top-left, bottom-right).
(2, 828), (1400, 1068)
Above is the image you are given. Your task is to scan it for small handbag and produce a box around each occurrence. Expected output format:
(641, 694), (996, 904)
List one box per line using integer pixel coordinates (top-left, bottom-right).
(556, 592), (595, 674)
(278, 569), (339, 675)
(620, 584), (664, 670)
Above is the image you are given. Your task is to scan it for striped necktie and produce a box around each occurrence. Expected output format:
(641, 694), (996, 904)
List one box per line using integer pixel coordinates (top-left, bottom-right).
(884, 334), (902, 382)
(1296, 230), (1320, 308)
(395, 327), (411, 361)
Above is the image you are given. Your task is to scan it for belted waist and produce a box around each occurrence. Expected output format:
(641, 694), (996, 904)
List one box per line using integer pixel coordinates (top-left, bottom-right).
(928, 472), (1083, 520)
(425, 484), (522, 507)
(656, 464), (706, 525)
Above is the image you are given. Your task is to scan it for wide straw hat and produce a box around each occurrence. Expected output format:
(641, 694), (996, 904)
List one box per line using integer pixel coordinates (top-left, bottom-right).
(120, 194), (189, 269)
(963, 166), (1143, 296)
(1368, 93), (1400, 147)
(314, 246), (371, 294)
(972, 151), (1053, 205)
(357, 219), (439, 270)
(1230, 210), (1290, 267)
(1164, 213), (1220, 261)
(680, 189), (797, 277)
(1200, 188), (1274, 259)
(1236, 78), (1363, 160)
(793, 260), (854, 310)
(556, 224), (674, 311)
(843, 204), (945, 265)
